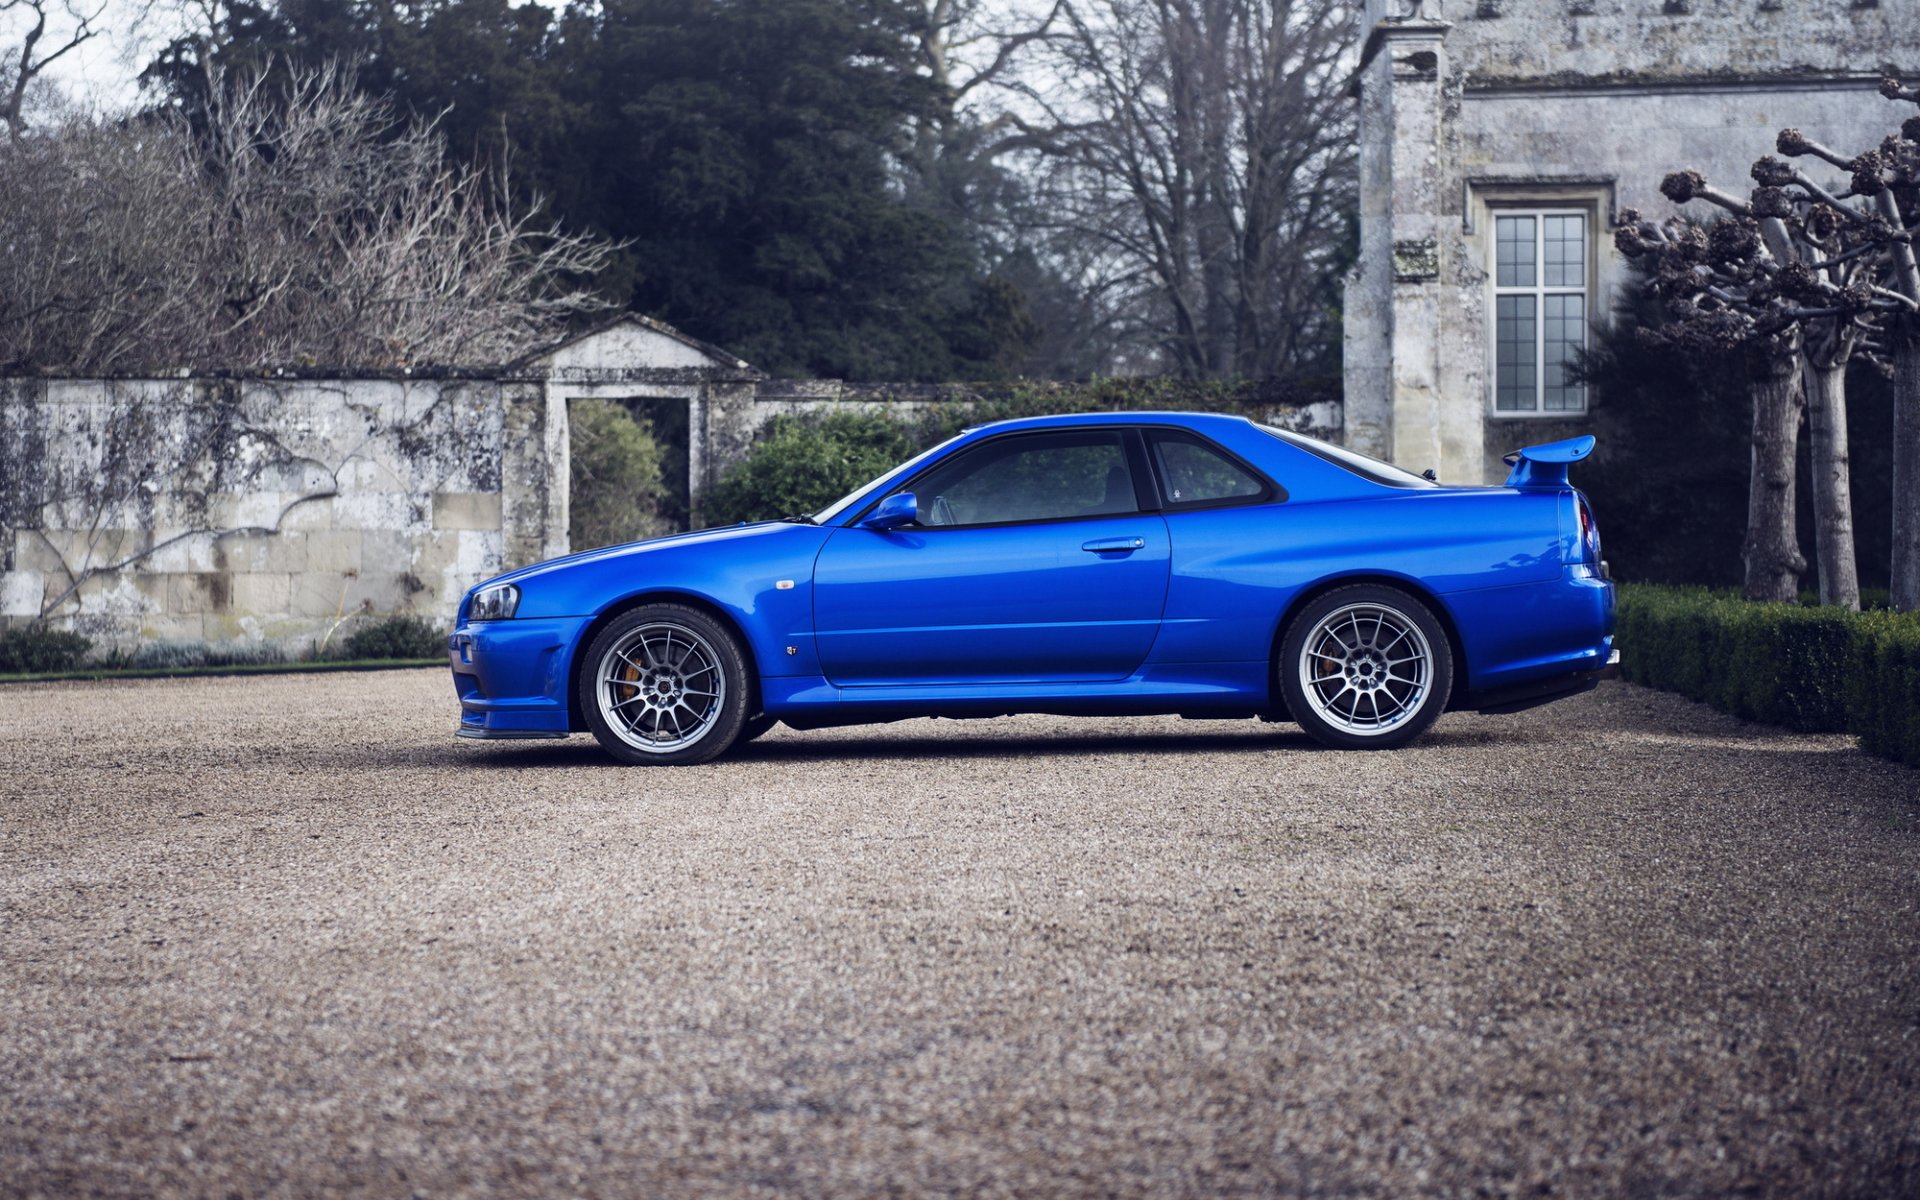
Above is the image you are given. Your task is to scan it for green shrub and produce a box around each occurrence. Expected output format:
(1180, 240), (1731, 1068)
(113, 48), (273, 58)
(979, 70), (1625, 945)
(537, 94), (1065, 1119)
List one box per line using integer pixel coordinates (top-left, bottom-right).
(127, 641), (288, 670)
(1846, 614), (1920, 768)
(1617, 583), (1920, 766)
(0, 624), (93, 673)
(1796, 588), (1892, 611)
(701, 409), (922, 526)
(569, 398), (671, 550)
(339, 614), (445, 660)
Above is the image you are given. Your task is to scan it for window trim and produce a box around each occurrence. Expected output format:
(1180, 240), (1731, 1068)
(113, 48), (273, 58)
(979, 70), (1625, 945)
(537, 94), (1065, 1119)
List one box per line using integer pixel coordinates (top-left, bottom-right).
(1486, 205), (1593, 417)
(847, 424), (1284, 530)
(852, 427), (1148, 531)
(1142, 428), (1282, 512)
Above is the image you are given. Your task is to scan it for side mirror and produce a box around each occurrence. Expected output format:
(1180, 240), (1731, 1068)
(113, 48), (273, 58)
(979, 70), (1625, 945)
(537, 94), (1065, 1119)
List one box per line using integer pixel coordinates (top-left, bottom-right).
(862, 492), (918, 530)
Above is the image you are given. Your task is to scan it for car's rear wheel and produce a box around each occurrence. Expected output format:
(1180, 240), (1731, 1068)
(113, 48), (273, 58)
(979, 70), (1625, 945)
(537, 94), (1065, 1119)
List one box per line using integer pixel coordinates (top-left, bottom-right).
(579, 604), (750, 765)
(1279, 585), (1453, 750)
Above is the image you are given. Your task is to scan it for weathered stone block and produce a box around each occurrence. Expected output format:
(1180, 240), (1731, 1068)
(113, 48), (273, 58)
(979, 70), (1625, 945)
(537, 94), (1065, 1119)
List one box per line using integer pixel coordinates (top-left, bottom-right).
(74, 571), (165, 618)
(305, 530), (363, 576)
(144, 532), (219, 575)
(168, 572), (233, 614)
(433, 491), (503, 531)
(213, 530), (307, 574)
(11, 531), (69, 576)
(340, 458), (403, 491)
(231, 572), (292, 615)
(334, 490), (426, 532)
(1, 571), (44, 617)
(137, 614), (208, 646)
(289, 568), (408, 620)
(279, 494), (337, 532)
(208, 491), (293, 533)
(360, 530), (420, 584)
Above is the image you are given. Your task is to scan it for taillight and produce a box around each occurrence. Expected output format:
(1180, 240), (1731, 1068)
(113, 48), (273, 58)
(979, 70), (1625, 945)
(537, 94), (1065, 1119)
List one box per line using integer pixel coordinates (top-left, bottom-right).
(1576, 494), (1600, 563)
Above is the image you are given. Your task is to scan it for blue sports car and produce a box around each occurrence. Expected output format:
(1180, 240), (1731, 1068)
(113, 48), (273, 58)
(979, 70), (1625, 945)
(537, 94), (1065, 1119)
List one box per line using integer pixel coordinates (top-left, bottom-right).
(449, 412), (1616, 764)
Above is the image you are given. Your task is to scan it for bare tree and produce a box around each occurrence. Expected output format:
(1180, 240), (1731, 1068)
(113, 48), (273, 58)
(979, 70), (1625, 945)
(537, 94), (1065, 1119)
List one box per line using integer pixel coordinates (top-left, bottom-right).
(1008, 0), (1356, 378)
(1, 0), (111, 140)
(911, 0), (1065, 163)
(1615, 85), (1920, 608)
(0, 60), (618, 373)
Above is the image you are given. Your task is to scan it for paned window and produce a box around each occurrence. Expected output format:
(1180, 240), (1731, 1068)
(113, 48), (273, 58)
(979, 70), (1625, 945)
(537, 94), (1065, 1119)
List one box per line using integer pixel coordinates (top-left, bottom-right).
(1492, 211), (1587, 413)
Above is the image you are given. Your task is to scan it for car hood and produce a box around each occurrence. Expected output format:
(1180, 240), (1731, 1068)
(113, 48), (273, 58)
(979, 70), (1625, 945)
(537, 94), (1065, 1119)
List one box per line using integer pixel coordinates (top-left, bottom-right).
(476, 521), (812, 592)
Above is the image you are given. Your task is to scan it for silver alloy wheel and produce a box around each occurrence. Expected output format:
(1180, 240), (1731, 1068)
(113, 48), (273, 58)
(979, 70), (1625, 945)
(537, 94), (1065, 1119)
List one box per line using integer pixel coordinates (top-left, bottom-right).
(1296, 601), (1433, 737)
(594, 621), (727, 753)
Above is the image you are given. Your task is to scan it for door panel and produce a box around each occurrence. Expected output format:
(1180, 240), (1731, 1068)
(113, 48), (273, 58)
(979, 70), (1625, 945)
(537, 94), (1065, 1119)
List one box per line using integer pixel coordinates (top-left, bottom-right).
(812, 518), (1171, 686)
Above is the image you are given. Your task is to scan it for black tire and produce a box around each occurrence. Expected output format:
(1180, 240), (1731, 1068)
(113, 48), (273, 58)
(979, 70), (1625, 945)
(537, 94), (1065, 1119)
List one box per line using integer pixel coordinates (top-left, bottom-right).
(577, 603), (752, 765)
(1278, 584), (1453, 751)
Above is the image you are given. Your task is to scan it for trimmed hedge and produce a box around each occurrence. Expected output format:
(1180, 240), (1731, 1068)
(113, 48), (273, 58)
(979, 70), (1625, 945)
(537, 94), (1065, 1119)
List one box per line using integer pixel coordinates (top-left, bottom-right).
(1617, 584), (1920, 767)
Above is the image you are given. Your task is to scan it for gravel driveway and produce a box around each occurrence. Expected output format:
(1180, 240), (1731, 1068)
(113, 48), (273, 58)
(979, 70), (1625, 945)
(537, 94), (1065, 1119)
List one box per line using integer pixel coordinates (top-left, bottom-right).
(2, 668), (1917, 1197)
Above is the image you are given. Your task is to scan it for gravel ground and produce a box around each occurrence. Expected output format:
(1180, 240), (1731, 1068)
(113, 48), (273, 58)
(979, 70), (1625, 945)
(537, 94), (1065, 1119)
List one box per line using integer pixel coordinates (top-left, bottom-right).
(2, 668), (1917, 1198)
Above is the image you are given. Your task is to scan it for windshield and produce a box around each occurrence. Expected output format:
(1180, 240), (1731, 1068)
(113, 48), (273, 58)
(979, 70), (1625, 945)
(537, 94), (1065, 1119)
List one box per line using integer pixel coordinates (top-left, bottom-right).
(1259, 426), (1439, 489)
(809, 431), (968, 524)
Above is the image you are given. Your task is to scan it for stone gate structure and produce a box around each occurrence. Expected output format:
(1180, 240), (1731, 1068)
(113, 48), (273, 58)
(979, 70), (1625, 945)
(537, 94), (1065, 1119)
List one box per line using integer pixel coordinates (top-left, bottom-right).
(0, 316), (768, 652)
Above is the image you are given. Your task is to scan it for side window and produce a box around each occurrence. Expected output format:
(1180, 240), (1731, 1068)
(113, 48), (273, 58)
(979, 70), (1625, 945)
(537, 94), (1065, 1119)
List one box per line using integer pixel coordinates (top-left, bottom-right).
(1149, 433), (1268, 507)
(912, 431), (1138, 526)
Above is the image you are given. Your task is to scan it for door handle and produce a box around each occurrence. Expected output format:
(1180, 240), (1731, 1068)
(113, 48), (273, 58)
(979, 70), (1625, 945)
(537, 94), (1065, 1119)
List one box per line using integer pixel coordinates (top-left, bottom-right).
(1082, 536), (1147, 553)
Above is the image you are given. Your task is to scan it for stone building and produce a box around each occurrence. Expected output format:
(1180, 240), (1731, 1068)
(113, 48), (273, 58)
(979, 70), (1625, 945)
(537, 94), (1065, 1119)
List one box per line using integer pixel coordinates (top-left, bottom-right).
(1344, 0), (1920, 483)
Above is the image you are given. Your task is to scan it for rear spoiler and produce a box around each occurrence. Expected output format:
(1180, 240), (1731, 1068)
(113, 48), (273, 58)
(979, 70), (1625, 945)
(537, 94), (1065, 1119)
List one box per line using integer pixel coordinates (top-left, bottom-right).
(1502, 435), (1595, 488)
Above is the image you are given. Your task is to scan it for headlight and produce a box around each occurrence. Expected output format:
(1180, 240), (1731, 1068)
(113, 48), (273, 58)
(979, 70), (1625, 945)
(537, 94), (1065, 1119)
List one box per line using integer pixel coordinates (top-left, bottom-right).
(470, 583), (520, 621)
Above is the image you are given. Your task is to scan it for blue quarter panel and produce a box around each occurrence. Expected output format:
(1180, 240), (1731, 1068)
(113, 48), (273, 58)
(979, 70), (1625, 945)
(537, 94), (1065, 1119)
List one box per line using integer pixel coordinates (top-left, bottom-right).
(1151, 491), (1565, 671)
(1445, 566), (1615, 692)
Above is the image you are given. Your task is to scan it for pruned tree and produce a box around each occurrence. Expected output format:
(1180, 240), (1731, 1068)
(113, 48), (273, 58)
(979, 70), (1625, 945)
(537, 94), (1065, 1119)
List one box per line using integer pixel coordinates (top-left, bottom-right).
(1614, 83), (1920, 609)
(1009, 0), (1358, 379)
(0, 59), (618, 373)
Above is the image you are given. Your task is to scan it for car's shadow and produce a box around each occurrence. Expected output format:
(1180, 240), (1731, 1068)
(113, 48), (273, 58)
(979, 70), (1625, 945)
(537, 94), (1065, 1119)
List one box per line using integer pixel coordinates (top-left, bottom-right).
(399, 721), (1525, 769)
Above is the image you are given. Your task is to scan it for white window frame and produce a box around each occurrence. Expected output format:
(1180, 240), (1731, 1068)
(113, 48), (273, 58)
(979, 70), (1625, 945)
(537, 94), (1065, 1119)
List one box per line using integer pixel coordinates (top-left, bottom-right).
(1487, 207), (1590, 416)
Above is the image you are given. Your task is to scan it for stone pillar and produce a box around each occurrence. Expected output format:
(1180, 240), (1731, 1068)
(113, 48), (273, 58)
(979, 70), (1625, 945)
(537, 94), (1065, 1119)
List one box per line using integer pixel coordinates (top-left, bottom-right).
(505, 383), (568, 565)
(686, 387), (709, 528)
(1343, 13), (1450, 469)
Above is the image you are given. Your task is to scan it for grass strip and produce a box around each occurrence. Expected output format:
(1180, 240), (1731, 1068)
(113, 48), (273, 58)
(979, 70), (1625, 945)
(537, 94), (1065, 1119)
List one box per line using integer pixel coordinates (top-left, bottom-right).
(0, 658), (443, 685)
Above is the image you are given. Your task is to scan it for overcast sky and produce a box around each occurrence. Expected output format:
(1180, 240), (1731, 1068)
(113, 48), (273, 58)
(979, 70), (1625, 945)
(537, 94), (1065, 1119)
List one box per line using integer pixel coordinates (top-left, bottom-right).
(9, 0), (1062, 116)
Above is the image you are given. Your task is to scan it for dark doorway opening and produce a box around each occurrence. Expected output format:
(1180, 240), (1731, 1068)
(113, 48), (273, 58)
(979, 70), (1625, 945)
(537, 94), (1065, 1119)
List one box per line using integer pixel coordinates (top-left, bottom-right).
(627, 396), (691, 531)
(567, 395), (693, 552)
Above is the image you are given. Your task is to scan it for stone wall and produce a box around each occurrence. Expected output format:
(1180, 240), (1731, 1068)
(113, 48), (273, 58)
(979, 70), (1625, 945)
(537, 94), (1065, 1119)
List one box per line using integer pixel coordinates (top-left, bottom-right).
(0, 375), (557, 652)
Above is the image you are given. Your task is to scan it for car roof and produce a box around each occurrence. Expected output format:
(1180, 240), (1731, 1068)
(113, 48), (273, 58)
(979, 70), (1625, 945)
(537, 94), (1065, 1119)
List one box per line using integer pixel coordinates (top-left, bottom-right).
(961, 410), (1258, 437)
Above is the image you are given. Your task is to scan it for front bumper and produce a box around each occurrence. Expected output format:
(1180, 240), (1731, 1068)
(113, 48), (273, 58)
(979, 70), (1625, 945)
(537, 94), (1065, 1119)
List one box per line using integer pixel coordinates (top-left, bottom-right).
(449, 616), (588, 739)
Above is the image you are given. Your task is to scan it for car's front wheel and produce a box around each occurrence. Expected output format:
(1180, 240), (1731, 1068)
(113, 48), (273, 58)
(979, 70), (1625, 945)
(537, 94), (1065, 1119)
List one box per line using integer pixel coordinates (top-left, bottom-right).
(579, 604), (751, 765)
(1279, 585), (1453, 750)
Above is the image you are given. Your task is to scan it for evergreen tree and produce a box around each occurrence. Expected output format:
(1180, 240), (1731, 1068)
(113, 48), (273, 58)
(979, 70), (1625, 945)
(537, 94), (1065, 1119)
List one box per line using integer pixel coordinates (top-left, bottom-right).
(145, 0), (1037, 380)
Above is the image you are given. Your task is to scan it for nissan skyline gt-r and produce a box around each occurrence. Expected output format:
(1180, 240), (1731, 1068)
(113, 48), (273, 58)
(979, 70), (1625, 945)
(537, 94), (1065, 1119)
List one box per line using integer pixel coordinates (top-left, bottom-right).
(448, 411), (1617, 764)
